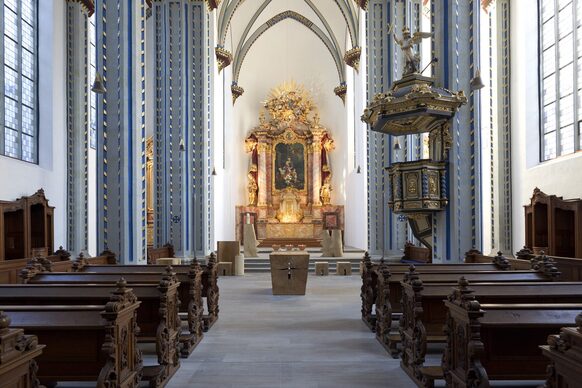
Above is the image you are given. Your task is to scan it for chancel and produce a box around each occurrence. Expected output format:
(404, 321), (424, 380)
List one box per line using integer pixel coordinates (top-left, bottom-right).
(1, 0), (582, 387)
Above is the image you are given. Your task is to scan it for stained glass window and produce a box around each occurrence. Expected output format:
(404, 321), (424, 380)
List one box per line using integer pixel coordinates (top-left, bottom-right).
(1, 0), (37, 163)
(540, 0), (582, 160)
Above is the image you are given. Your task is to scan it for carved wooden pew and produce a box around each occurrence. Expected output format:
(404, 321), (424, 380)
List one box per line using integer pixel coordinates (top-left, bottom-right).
(442, 279), (582, 387)
(377, 266), (553, 357)
(73, 252), (219, 331)
(1, 280), (142, 387)
(541, 312), (582, 387)
(399, 271), (582, 387)
(105, 244), (220, 330)
(360, 251), (510, 331)
(19, 268), (182, 386)
(0, 310), (45, 387)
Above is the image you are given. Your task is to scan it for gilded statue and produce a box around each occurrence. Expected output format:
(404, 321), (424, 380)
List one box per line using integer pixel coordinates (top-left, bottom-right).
(390, 25), (432, 76)
(320, 175), (332, 205)
(247, 167), (258, 206)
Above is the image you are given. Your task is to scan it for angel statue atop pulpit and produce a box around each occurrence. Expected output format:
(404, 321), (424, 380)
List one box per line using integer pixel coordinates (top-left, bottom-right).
(279, 157), (298, 187)
(390, 24), (432, 76)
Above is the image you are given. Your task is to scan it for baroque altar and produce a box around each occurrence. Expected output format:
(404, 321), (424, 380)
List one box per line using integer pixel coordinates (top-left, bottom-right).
(236, 83), (344, 246)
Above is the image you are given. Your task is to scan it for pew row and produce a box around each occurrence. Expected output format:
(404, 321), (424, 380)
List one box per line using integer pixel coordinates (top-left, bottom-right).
(0, 248), (118, 284)
(541, 312), (582, 387)
(69, 260), (205, 356)
(71, 254), (219, 331)
(399, 271), (582, 387)
(442, 279), (582, 387)
(0, 310), (44, 387)
(18, 269), (182, 386)
(377, 266), (556, 357)
(2, 281), (142, 387)
(360, 251), (513, 331)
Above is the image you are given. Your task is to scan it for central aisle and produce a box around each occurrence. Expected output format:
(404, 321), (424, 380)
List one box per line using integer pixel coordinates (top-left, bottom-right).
(168, 273), (415, 388)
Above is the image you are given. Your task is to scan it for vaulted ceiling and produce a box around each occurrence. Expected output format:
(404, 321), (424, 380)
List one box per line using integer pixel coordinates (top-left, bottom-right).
(214, 0), (364, 102)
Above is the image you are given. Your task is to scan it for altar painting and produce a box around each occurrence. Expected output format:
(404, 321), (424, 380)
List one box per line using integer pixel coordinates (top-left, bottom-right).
(274, 142), (305, 191)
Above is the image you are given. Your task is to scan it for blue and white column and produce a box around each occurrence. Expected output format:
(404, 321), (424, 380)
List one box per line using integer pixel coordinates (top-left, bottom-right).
(66, 0), (91, 256)
(95, 0), (147, 263)
(151, 0), (212, 257)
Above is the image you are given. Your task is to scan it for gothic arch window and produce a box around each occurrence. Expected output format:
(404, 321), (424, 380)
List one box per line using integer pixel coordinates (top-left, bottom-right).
(539, 0), (582, 161)
(0, 0), (37, 163)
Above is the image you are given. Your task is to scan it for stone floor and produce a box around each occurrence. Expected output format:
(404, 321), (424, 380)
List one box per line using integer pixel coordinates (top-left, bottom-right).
(166, 273), (415, 388)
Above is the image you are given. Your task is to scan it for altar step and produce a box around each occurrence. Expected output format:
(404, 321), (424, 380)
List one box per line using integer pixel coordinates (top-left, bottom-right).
(243, 257), (362, 274)
(257, 238), (322, 248)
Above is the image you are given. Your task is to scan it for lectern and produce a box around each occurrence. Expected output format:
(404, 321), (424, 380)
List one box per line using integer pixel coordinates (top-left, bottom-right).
(269, 252), (309, 295)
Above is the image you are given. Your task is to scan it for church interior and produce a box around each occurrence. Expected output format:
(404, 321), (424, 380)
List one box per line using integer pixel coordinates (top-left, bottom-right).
(1, 0), (582, 387)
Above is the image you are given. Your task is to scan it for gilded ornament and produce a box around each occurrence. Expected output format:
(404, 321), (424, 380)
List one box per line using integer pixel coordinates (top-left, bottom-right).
(320, 175), (332, 205)
(344, 47), (362, 72)
(215, 46), (232, 72)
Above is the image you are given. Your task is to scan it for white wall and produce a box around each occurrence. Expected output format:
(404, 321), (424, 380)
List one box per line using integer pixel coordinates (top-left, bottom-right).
(511, 2), (582, 253)
(0, 0), (67, 250)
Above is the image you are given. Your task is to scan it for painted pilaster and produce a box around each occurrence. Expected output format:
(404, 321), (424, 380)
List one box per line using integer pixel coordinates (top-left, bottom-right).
(312, 133), (323, 206)
(495, 0), (512, 254)
(366, 0), (392, 256)
(95, 0), (147, 263)
(432, 0), (482, 261)
(66, 1), (90, 256)
(151, 0), (211, 257)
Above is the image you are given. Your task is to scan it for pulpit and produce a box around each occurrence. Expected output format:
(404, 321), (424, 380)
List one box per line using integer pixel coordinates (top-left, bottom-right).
(269, 251), (309, 295)
(236, 83), (344, 247)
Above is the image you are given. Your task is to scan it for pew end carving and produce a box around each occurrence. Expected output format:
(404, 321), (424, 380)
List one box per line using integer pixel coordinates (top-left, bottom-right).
(442, 278), (488, 388)
(98, 279), (143, 388)
(0, 310), (45, 388)
(542, 312), (582, 388)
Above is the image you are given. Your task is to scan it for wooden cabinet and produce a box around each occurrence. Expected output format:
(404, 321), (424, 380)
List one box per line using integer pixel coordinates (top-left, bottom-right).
(0, 189), (54, 261)
(524, 188), (582, 258)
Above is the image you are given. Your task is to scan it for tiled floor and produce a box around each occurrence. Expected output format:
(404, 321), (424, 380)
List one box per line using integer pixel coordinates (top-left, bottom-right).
(166, 273), (415, 388)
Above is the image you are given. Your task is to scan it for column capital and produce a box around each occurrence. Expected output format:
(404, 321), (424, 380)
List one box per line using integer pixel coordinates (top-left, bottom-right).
(67, 0), (95, 16)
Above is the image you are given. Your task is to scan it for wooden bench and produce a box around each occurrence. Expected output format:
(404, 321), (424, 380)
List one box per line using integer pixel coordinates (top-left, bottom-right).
(360, 251), (511, 331)
(441, 279), (582, 388)
(399, 271), (582, 387)
(72, 254), (218, 332)
(71, 259), (205, 356)
(377, 266), (553, 357)
(119, 247), (219, 329)
(1, 280), (142, 387)
(19, 268), (182, 386)
(541, 312), (582, 387)
(0, 310), (45, 387)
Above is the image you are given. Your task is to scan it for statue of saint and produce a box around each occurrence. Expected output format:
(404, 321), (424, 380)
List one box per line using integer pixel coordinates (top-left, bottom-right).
(390, 25), (432, 76)
(278, 157), (298, 187)
(247, 170), (258, 206)
(320, 175), (332, 205)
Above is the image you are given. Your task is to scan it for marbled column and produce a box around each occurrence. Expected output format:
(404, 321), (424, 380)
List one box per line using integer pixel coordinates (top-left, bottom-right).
(66, 1), (91, 256)
(257, 142), (268, 207)
(95, 0), (147, 263)
(311, 134), (323, 206)
(151, 0), (211, 257)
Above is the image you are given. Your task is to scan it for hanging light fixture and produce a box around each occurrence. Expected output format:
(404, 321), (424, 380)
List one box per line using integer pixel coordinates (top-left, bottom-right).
(394, 138), (401, 150)
(470, 68), (485, 91)
(178, 138), (185, 152)
(211, 167), (217, 176)
(356, 165), (361, 174)
(91, 72), (106, 94)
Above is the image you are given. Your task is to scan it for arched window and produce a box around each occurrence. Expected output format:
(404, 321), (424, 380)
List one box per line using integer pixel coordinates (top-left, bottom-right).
(539, 0), (582, 161)
(1, 0), (37, 163)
